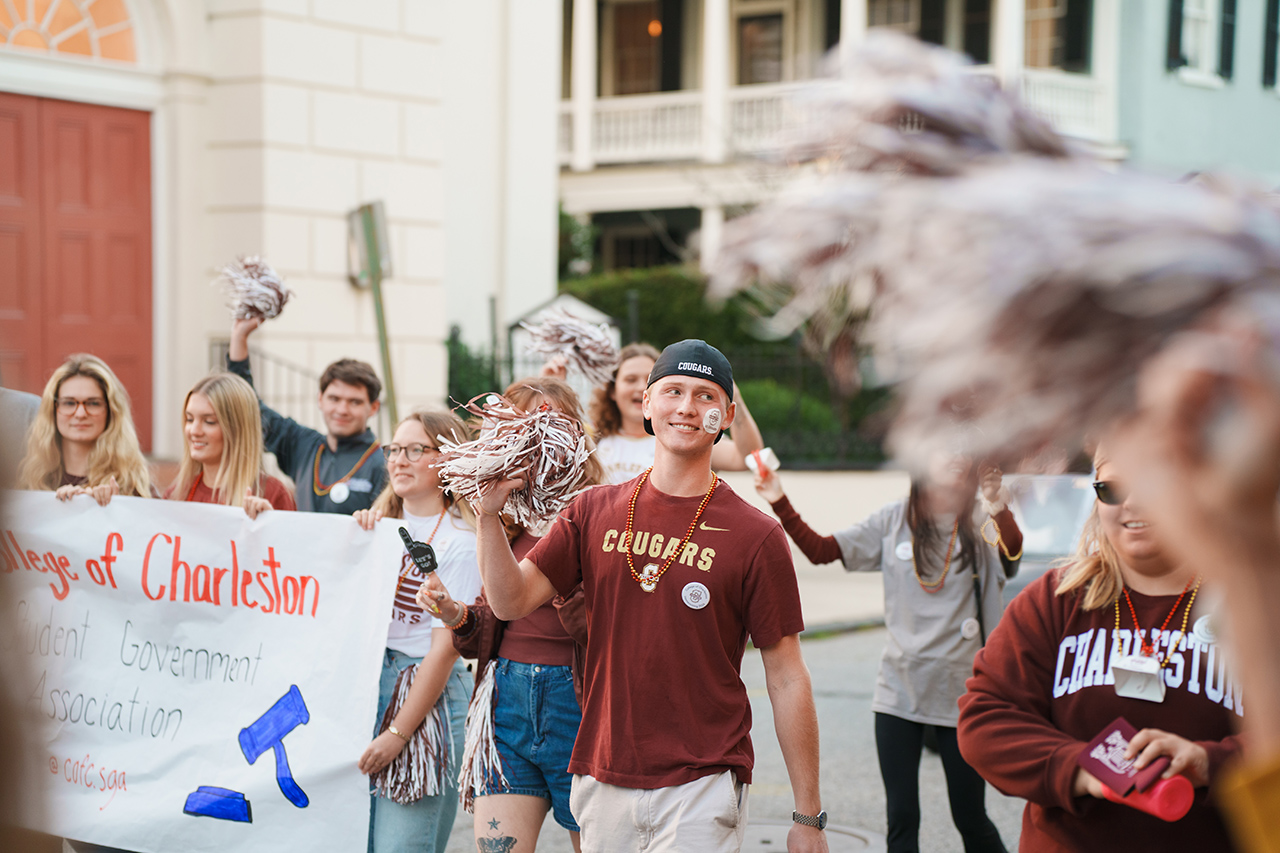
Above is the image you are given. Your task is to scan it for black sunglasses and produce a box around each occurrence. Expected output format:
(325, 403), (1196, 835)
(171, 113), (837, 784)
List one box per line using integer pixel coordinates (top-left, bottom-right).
(1092, 480), (1128, 506)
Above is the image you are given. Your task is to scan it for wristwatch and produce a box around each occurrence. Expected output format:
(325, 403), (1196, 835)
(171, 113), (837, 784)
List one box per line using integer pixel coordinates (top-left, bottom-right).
(792, 809), (828, 830)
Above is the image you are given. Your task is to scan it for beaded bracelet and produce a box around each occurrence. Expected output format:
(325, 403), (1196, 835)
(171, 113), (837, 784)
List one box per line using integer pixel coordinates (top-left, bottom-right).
(443, 602), (469, 630)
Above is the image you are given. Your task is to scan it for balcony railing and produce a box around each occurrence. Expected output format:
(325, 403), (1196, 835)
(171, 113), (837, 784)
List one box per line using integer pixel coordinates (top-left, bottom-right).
(560, 71), (1110, 168)
(593, 91), (703, 164)
(1019, 67), (1108, 143)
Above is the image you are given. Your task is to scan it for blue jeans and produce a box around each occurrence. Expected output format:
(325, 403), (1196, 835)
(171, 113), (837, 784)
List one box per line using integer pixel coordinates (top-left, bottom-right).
(479, 658), (582, 831)
(369, 649), (470, 853)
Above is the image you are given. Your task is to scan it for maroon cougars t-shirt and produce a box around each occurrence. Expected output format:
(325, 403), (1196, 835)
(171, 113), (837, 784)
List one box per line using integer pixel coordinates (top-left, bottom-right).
(528, 477), (805, 789)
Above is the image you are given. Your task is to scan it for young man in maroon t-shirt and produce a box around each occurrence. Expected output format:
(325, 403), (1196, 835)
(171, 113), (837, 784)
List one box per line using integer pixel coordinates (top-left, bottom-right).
(474, 340), (829, 853)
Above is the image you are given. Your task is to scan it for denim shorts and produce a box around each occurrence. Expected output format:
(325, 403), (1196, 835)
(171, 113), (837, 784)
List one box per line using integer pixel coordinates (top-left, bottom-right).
(479, 657), (583, 831)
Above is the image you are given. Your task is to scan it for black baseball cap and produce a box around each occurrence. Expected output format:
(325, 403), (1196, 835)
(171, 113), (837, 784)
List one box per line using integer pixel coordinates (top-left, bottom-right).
(643, 339), (734, 441)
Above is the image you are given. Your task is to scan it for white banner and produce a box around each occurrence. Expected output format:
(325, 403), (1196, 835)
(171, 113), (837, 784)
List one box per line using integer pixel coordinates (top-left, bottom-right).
(1, 491), (400, 853)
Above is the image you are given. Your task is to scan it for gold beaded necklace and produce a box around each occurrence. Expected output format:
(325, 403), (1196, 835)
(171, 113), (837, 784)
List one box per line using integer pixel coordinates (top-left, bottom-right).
(623, 467), (718, 593)
(1114, 575), (1201, 668)
(911, 517), (961, 593)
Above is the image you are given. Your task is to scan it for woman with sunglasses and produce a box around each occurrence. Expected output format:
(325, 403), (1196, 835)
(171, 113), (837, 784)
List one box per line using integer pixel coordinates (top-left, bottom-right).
(755, 451), (1021, 853)
(416, 377), (602, 853)
(166, 373), (294, 517)
(18, 354), (153, 503)
(353, 410), (481, 853)
(957, 445), (1242, 850)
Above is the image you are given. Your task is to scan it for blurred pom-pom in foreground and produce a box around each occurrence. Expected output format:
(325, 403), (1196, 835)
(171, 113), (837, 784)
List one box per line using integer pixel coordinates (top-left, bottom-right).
(437, 394), (594, 527)
(216, 256), (294, 321)
(711, 31), (1280, 471)
(521, 312), (620, 387)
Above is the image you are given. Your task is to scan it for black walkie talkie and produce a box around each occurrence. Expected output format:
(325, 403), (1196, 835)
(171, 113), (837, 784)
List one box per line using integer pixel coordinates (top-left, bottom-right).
(398, 527), (438, 575)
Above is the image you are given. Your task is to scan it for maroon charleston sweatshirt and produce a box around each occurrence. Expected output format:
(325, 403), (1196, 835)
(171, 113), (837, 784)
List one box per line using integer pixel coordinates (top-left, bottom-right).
(958, 569), (1242, 851)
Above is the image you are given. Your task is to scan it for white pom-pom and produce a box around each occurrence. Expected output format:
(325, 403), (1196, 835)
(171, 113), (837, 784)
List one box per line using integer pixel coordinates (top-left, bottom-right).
(437, 394), (594, 527)
(216, 256), (294, 321)
(521, 311), (619, 386)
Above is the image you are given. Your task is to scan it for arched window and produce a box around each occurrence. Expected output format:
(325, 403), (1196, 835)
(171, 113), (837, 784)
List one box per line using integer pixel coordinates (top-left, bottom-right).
(0, 0), (136, 63)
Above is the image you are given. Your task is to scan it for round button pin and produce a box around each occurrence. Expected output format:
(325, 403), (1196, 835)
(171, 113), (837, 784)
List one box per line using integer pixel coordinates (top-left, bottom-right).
(961, 618), (980, 640)
(682, 582), (710, 610)
(329, 481), (350, 504)
(895, 542), (912, 561)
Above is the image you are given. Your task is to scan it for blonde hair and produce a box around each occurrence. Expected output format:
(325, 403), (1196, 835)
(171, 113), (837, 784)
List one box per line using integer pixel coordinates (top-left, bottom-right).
(1054, 446), (1124, 610)
(371, 408), (474, 527)
(17, 354), (152, 497)
(170, 373), (264, 508)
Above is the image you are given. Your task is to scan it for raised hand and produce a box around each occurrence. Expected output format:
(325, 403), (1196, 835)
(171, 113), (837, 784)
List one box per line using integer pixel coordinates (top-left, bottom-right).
(754, 466), (785, 504)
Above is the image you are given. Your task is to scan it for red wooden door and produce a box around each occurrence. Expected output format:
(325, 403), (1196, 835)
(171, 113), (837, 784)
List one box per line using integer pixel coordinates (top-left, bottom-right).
(0, 93), (153, 449)
(0, 93), (45, 394)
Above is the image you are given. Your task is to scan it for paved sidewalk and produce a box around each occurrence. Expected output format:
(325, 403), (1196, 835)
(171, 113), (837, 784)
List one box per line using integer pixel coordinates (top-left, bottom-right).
(716, 470), (908, 632)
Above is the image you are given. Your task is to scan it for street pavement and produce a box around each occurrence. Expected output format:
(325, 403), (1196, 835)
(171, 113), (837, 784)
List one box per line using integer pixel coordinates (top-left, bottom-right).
(446, 627), (1027, 853)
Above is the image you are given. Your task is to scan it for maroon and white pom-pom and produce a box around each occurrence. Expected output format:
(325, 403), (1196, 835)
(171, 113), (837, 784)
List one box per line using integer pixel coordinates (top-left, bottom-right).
(436, 394), (594, 527)
(710, 31), (1280, 471)
(216, 255), (294, 321)
(521, 311), (619, 386)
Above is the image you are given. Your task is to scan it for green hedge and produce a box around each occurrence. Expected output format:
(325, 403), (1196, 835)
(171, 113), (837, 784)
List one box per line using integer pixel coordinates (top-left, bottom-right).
(559, 265), (772, 351)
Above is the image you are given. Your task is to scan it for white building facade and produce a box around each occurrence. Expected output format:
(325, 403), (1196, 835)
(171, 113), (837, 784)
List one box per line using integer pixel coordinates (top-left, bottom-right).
(0, 0), (563, 456)
(557, 0), (1136, 269)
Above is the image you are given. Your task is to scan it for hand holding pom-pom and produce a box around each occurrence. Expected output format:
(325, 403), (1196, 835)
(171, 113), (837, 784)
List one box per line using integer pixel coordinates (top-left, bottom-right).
(521, 312), (619, 387)
(216, 255), (294, 321)
(436, 394), (594, 527)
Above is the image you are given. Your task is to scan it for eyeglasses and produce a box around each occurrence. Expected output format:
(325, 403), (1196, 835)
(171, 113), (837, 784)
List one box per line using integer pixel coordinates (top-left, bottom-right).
(57, 397), (106, 415)
(1092, 480), (1129, 506)
(383, 443), (438, 462)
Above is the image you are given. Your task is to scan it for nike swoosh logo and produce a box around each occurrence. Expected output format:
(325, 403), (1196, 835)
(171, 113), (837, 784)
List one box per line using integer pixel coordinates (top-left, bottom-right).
(699, 522), (729, 532)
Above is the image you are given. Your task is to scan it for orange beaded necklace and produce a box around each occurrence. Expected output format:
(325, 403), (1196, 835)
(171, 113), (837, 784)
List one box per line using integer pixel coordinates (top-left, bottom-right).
(623, 467), (718, 594)
(1115, 575), (1201, 667)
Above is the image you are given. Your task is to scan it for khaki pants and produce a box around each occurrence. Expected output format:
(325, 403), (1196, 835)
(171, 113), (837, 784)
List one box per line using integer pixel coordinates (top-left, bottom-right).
(570, 770), (750, 853)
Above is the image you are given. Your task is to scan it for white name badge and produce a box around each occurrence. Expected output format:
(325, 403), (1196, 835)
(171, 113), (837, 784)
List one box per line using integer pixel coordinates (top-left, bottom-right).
(895, 542), (913, 561)
(682, 582), (710, 610)
(1113, 654), (1166, 703)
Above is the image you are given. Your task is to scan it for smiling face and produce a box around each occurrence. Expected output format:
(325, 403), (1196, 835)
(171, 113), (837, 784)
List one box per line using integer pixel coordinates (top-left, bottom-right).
(387, 420), (443, 502)
(1094, 455), (1168, 575)
(55, 374), (109, 447)
(184, 392), (225, 469)
(611, 355), (655, 433)
(642, 375), (734, 454)
(319, 379), (379, 439)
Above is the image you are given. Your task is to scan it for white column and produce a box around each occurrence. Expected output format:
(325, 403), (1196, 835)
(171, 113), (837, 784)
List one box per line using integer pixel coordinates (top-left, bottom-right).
(570, 0), (596, 172)
(993, 0), (1025, 87)
(701, 0), (729, 164)
(700, 204), (725, 269)
(839, 0), (868, 68)
(1091, 0), (1120, 144)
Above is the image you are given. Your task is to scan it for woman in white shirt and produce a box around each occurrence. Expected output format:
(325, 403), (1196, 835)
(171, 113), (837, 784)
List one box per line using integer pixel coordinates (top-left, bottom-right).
(354, 409), (482, 853)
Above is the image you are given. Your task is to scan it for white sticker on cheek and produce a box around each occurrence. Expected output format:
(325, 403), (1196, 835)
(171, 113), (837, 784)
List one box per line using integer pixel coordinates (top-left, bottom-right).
(703, 408), (722, 434)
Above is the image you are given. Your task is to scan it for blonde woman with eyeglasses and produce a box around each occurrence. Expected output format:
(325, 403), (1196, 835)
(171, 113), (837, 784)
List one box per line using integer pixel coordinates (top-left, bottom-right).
(165, 373), (295, 517)
(17, 354), (153, 504)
